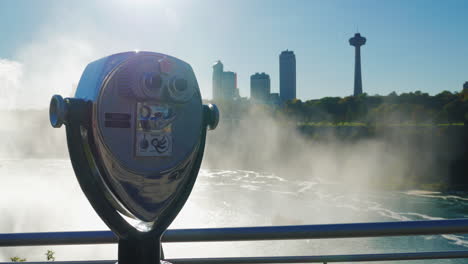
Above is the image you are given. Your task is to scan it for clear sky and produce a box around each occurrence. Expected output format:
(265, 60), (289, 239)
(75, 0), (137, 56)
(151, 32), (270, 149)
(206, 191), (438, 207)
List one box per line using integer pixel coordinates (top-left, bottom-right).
(0, 0), (467, 109)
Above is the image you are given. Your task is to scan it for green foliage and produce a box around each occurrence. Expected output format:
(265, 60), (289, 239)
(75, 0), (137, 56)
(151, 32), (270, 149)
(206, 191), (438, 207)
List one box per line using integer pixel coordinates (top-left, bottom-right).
(9, 250), (55, 262)
(45, 250), (55, 261)
(279, 89), (468, 125)
(209, 87), (467, 126)
(10, 256), (26, 262)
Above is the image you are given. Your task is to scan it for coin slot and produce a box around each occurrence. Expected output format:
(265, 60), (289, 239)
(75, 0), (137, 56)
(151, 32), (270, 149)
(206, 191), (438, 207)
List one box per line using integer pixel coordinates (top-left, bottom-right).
(105, 120), (131, 128)
(105, 113), (131, 120)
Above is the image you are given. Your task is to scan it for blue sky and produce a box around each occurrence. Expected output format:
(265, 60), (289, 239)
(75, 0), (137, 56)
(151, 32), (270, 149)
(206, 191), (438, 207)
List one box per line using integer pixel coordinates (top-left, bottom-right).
(0, 0), (467, 108)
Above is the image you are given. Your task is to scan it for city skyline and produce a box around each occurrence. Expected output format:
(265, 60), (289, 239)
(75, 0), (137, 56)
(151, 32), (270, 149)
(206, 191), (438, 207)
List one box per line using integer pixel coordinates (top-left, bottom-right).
(0, 0), (467, 109)
(214, 49), (295, 104)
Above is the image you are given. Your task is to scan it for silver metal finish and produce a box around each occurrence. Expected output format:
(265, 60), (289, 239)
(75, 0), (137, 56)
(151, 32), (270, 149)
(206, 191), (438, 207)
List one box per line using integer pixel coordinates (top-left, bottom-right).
(48, 52), (219, 264)
(50, 52), (206, 226)
(89, 52), (203, 223)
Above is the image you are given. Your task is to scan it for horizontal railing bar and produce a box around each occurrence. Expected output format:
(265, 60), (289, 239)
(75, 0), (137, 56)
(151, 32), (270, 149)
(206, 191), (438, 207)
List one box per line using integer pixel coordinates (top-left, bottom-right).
(2, 251), (468, 264)
(1, 219), (468, 247)
(0, 231), (116, 247)
(167, 251), (468, 263)
(0, 262), (115, 264)
(164, 218), (468, 242)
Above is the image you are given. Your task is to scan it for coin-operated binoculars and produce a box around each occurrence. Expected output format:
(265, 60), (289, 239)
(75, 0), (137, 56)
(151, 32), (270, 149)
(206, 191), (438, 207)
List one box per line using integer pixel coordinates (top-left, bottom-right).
(49, 51), (219, 264)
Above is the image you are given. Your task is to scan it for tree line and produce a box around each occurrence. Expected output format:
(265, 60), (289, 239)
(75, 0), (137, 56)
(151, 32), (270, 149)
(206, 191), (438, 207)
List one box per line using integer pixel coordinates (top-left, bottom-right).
(282, 89), (468, 125)
(211, 87), (468, 126)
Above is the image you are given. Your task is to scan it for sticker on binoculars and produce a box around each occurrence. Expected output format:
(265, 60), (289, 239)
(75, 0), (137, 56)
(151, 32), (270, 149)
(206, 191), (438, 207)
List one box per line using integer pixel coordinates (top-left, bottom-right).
(136, 132), (172, 156)
(135, 102), (175, 157)
(136, 103), (176, 131)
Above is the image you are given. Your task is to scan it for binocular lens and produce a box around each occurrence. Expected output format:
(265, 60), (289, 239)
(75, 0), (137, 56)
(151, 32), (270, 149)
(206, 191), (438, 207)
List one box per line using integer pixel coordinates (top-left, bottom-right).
(144, 73), (162, 91)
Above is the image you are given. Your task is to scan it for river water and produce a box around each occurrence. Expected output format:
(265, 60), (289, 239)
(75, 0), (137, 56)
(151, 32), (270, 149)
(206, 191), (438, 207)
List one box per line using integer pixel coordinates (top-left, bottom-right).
(1, 159), (468, 263)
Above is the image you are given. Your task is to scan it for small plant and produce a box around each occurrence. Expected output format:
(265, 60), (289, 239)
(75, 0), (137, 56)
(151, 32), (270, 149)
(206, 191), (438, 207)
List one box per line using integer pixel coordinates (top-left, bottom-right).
(10, 256), (26, 262)
(45, 250), (55, 261)
(9, 250), (55, 262)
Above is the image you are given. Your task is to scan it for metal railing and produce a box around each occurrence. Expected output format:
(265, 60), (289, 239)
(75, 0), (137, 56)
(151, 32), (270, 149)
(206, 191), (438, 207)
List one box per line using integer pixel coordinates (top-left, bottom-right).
(1, 219), (468, 263)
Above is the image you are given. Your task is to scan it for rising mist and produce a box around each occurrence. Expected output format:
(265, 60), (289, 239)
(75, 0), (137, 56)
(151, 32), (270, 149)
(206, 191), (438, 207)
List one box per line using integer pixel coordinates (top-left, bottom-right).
(203, 105), (446, 191)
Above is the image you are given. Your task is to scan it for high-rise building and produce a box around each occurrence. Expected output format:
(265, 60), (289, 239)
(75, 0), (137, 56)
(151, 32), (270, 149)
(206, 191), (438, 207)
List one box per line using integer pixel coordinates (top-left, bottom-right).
(212, 61), (224, 100)
(212, 60), (238, 101)
(250, 72), (271, 103)
(222, 71), (237, 100)
(279, 50), (296, 102)
(349, 33), (366, 96)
